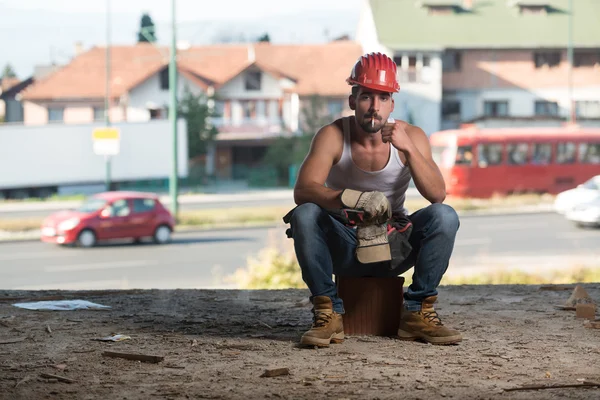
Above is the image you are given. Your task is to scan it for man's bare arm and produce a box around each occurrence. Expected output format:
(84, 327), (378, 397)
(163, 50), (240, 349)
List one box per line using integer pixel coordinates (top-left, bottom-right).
(404, 127), (446, 204)
(293, 124), (344, 210)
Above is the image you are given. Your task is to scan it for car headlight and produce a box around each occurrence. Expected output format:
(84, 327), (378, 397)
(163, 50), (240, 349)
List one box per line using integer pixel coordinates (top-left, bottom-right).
(58, 218), (80, 231)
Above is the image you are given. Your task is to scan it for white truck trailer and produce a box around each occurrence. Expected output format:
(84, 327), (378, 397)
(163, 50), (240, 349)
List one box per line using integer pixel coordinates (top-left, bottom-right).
(0, 120), (188, 199)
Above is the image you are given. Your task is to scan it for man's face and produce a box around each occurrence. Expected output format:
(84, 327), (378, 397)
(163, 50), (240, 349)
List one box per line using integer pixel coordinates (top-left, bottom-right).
(349, 87), (395, 134)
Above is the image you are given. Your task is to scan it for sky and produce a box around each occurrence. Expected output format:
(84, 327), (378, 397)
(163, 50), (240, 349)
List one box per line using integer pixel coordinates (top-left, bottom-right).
(0, 0), (362, 78)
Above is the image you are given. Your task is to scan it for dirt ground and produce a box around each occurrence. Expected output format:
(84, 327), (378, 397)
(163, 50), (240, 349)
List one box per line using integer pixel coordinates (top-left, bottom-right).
(1, 283), (599, 400)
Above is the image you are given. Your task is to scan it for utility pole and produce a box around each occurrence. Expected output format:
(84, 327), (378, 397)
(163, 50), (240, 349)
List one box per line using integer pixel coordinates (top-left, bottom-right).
(105, 0), (112, 190)
(169, 0), (179, 217)
(567, 0), (574, 123)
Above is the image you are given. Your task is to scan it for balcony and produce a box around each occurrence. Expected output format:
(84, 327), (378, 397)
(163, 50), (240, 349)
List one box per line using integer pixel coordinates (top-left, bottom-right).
(209, 117), (293, 141)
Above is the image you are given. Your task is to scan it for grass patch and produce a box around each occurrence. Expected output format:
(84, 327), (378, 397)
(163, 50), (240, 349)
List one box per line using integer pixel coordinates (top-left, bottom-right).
(438, 267), (600, 286)
(177, 206), (292, 228)
(0, 194), (87, 203)
(227, 233), (599, 289)
(0, 218), (44, 232)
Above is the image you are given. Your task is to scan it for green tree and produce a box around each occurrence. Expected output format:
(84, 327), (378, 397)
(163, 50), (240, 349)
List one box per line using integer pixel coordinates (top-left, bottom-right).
(2, 64), (17, 79)
(178, 86), (219, 159)
(257, 33), (270, 43)
(263, 95), (333, 185)
(137, 13), (157, 43)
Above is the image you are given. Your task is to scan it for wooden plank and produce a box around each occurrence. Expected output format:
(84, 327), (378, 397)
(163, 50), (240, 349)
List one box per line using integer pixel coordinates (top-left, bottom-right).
(102, 351), (164, 363)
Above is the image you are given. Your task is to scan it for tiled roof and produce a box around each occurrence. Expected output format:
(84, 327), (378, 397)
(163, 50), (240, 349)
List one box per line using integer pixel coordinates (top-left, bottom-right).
(21, 41), (363, 101)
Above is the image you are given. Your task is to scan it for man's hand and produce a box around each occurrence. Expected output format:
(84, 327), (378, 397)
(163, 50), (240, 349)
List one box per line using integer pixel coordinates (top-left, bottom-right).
(381, 118), (416, 154)
(341, 189), (391, 224)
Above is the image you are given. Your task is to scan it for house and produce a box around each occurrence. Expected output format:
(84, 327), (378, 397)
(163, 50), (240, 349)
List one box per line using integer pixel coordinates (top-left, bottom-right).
(357, 0), (600, 134)
(19, 41), (362, 179)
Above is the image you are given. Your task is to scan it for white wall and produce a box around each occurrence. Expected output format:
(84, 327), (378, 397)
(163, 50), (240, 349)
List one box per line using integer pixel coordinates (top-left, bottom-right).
(216, 70), (283, 100)
(451, 86), (600, 122)
(126, 72), (203, 122)
(0, 119), (188, 189)
(392, 53), (443, 135)
(355, 0), (388, 55)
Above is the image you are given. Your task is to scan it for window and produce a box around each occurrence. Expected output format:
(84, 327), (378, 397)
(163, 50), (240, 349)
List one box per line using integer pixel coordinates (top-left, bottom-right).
(477, 143), (503, 167)
(507, 143), (529, 165)
(442, 100), (461, 121)
(423, 56), (431, 67)
(106, 199), (131, 217)
(442, 51), (461, 72)
(455, 145), (473, 166)
(149, 108), (163, 120)
(245, 71), (261, 91)
(133, 198), (156, 213)
(427, 5), (454, 15)
(574, 51), (600, 67)
(556, 142), (576, 164)
(532, 143), (552, 165)
(484, 101), (509, 117)
(327, 100), (343, 116)
(213, 101), (225, 118)
(160, 68), (169, 90)
(242, 101), (256, 118)
(534, 101), (559, 116)
(575, 101), (600, 118)
(393, 55), (402, 66)
(93, 107), (105, 121)
(519, 5), (547, 15)
(48, 107), (64, 122)
(581, 177), (599, 191)
(534, 52), (560, 68)
(578, 143), (600, 164)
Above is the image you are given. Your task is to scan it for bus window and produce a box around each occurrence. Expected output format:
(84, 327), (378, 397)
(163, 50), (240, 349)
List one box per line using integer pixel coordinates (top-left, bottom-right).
(579, 143), (600, 164)
(431, 145), (456, 168)
(507, 143), (529, 165)
(557, 142), (576, 164)
(532, 143), (552, 165)
(477, 143), (503, 167)
(455, 146), (473, 166)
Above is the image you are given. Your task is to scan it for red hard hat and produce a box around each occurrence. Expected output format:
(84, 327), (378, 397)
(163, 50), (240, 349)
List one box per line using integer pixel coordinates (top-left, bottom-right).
(346, 52), (400, 93)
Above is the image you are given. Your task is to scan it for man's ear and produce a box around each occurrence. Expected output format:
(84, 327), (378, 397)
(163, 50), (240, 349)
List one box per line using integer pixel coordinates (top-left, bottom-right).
(348, 95), (356, 111)
(391, 97), (395, 113)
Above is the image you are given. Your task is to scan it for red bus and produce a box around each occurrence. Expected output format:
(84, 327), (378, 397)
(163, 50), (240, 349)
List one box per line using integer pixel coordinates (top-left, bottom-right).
(429, 125), (600, 198)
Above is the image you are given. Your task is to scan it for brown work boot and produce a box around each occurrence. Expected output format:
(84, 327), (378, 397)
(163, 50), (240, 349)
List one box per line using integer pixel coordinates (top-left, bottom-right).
(300, 296), (344, 347)
(397, 296), (462, 345)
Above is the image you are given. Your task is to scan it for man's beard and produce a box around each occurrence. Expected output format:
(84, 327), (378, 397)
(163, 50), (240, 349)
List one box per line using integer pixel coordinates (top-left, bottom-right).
(361, 116), (382, 133)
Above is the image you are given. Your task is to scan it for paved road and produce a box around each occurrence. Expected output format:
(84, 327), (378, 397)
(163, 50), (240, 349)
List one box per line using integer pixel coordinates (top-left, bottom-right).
(1, 213), (598, 291)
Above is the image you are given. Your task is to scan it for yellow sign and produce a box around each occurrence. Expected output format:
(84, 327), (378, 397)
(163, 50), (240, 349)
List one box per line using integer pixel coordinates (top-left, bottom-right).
(92, 127), (120, 140)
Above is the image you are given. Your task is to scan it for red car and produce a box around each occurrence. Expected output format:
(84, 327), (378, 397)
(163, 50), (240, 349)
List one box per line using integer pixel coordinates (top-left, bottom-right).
(41, 191), (176, 247)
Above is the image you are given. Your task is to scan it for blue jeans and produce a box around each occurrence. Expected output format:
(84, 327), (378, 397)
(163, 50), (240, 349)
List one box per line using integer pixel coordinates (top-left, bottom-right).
(289, 202), (460, 313)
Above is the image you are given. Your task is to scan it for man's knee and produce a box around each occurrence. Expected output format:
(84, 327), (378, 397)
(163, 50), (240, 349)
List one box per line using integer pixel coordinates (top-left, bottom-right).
(427, 203), (460, 233)
(290, 203), (326, 231)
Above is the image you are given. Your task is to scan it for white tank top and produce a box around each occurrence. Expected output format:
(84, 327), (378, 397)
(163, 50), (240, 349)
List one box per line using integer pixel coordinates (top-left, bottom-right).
(325, 117), (412, 214)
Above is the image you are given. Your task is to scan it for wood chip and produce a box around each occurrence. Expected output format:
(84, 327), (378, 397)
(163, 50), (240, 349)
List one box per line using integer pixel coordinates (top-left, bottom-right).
(261, 368), (290, 377)
(576, 304), (597, 320)
(46, 325), (52, 334)
(0, 338), (26, 345)
(584, 320), (600, 329)
(40, 373), (75, 383)
(102, 351), (164, 363)
(505, 381), (600, 392)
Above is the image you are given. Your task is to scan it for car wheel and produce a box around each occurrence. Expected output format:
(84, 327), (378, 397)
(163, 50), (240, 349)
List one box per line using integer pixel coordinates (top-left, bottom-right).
(77, 229), (97, 248)
(153, 225), (172, 244)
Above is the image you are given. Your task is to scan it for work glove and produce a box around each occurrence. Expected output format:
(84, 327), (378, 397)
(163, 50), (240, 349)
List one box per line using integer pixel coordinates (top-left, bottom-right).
(340, 189), (391, 225)
(355, 223), (391, 264)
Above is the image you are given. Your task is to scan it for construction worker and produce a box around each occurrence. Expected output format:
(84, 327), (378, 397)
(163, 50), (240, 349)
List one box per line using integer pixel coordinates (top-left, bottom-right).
(286, 52), (462, 346)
